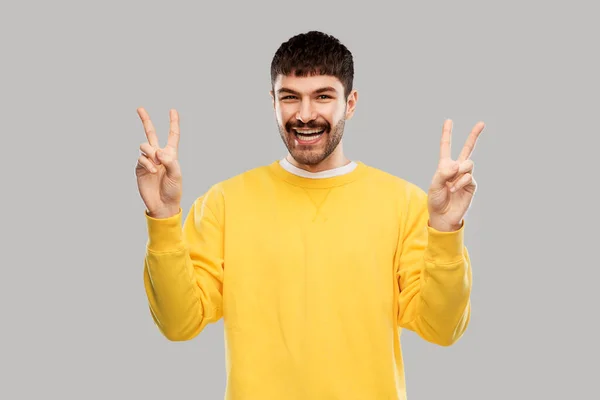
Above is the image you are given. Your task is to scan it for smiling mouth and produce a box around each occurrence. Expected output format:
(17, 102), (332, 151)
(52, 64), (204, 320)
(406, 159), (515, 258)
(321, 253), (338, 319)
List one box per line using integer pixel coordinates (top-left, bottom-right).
(293, 128), (326, 141)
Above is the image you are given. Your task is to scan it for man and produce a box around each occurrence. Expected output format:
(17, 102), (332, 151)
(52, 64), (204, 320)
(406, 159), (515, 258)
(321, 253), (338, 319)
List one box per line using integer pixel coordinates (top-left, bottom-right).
(135, 30), (484, 400)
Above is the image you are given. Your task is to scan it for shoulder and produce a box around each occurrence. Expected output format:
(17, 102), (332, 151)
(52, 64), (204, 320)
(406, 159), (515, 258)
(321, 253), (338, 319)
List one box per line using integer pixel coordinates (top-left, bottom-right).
(193, 162), (276, 202)
(185, 163), (273, 222)
(361, 162), (427, 199)
(360, 163), (429, 224)
(217, 162), (275, 190)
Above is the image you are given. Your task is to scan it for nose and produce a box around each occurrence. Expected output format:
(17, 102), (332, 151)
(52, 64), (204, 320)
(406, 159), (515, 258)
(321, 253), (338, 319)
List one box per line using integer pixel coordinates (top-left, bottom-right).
(296, 100), (317, 123)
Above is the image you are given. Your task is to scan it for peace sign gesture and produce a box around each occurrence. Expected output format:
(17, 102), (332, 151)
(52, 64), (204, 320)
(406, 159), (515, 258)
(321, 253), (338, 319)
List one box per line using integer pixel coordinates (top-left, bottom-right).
(427, 119), (485, 232)
(135, 107), (182, 219)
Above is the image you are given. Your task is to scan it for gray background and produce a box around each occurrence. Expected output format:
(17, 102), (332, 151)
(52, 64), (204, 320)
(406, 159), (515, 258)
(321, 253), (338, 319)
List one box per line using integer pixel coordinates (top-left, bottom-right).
(1, 0), (598, 399)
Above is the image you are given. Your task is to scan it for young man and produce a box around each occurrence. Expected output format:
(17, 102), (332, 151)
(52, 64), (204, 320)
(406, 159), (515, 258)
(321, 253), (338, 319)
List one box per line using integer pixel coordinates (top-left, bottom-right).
(136, 30), (484, 400)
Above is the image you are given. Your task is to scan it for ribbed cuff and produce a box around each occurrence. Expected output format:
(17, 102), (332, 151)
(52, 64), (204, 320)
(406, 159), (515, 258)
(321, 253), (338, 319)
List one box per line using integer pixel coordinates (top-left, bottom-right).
(145, 208), (185, 252)
(424, 220), (465, 264)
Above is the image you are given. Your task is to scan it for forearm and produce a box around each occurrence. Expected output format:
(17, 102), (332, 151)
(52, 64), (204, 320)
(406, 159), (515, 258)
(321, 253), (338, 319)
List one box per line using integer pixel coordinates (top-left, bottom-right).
(398, 223), (472, 346)
(144, 249), (208, 341)
(143, 208), (219, 341)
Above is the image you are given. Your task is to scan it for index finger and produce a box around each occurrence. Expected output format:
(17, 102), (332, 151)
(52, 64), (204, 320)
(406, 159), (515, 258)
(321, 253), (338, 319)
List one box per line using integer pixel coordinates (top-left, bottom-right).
(137, 107), (160, 148)
(167, 109), (180, 150)
(439, 119), (453, 160)
(457, 121), (485, 162)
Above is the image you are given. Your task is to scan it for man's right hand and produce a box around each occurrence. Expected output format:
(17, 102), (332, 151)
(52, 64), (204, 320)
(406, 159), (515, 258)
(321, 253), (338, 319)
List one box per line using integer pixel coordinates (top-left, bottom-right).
(135, 107), (182, 219)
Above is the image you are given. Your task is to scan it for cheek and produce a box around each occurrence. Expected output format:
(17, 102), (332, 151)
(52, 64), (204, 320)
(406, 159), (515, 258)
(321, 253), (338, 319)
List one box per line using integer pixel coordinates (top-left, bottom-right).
(322, 103), (344, 121)
(276, 106), (294, 125)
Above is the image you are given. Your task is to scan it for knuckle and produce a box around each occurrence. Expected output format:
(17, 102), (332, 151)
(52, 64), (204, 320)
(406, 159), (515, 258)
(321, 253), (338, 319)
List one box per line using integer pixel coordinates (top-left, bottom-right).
(461, 173), (472, 183)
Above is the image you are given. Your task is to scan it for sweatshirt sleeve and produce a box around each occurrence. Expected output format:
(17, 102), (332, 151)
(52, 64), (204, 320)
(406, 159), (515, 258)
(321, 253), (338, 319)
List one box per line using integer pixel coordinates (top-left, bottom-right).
(143, 184), (225, 341)
(394, 184), (472, 346)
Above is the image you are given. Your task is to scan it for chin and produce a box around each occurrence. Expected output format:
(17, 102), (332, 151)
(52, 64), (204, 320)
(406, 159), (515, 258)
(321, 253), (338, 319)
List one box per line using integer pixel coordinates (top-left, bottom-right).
(289, 149), (330, 166)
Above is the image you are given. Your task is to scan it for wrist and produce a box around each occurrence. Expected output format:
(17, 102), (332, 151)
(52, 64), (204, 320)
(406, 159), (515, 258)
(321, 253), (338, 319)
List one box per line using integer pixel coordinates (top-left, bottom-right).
(148, 206), (180, 219)
(428, 217), (462, 232)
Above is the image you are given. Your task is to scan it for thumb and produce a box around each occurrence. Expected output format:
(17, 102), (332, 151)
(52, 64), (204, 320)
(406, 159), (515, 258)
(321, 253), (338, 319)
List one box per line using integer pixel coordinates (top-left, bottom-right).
(156, 149), (169, 163)
(156, 149), (179, 176)
(431, 161), (459, 190)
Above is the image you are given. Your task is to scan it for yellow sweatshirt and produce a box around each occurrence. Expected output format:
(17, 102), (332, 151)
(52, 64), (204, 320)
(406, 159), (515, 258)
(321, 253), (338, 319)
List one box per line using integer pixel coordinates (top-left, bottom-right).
(143, 160), (472, 400)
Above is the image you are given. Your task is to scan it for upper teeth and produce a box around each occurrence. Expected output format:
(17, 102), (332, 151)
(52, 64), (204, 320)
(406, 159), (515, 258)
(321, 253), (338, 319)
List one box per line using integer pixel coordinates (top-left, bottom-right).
(295, 129), (322, 134)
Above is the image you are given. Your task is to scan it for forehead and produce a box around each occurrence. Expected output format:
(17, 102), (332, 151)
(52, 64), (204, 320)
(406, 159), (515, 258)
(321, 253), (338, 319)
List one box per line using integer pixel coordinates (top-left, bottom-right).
(273, 73), (344, 94)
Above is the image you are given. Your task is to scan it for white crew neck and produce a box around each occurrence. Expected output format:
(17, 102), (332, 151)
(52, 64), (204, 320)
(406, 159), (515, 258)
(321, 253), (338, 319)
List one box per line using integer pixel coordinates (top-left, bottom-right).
(279, 158), (357, 179)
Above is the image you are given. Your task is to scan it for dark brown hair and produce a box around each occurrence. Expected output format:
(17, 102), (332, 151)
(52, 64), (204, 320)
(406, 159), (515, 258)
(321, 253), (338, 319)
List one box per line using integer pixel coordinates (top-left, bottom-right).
(270, 31), (354, 98)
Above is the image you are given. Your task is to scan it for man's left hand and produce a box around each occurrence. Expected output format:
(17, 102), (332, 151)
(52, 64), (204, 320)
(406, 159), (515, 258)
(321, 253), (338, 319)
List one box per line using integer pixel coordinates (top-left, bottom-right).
(427, 119), (485, 232)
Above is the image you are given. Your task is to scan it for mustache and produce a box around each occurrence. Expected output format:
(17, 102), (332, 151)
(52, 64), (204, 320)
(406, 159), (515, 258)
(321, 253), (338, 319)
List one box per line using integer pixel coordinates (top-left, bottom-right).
(286, 120), (330, 132)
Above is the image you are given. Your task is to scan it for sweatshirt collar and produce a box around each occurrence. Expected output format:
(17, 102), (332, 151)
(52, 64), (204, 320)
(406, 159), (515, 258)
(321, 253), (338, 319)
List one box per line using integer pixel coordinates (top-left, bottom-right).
(268, 158), (368, 188)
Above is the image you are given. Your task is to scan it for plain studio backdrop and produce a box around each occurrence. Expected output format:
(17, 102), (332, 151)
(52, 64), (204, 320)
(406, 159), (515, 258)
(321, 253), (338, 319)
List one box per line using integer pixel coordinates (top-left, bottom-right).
(0, 0), (598, 399)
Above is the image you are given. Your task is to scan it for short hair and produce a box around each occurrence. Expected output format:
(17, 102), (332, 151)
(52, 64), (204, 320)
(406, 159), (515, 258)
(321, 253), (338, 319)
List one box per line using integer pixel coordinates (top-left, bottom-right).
(270, 31), (354, 98)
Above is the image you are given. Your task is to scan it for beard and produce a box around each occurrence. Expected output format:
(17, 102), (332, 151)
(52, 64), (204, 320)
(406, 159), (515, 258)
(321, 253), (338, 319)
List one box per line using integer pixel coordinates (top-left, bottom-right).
(277, 116), (346, 166)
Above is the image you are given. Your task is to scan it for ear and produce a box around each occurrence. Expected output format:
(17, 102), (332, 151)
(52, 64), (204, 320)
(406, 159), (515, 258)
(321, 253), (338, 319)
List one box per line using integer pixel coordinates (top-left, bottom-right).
(345, 89), (358, 120)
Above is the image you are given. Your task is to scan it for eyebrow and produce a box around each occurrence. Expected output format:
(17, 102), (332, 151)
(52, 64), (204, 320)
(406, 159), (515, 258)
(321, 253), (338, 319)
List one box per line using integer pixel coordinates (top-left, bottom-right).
(277, 86), (338, 96)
